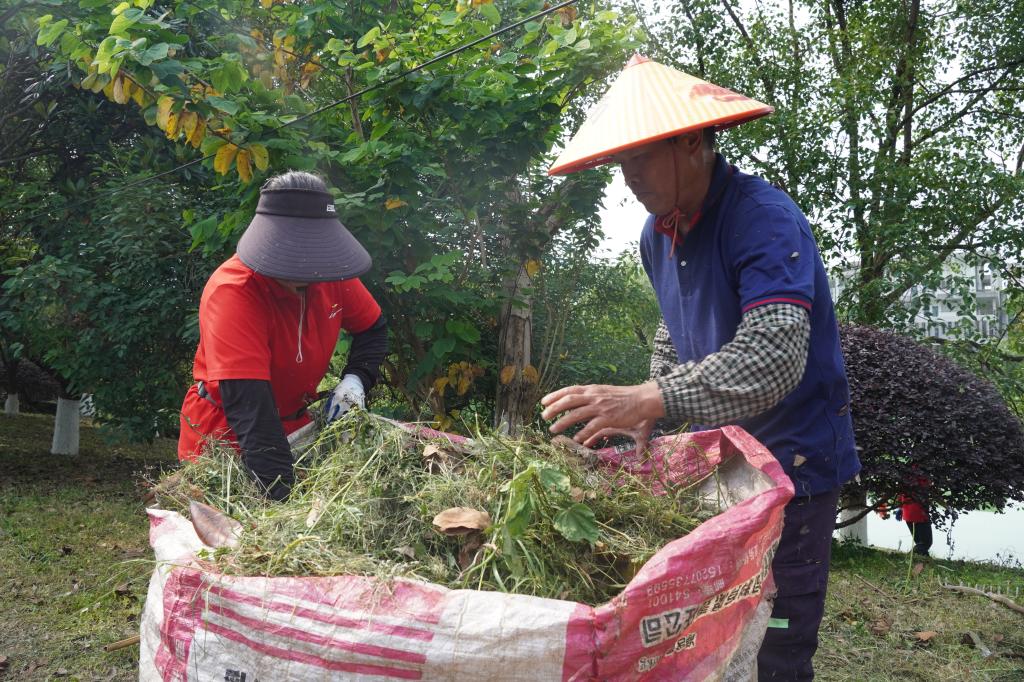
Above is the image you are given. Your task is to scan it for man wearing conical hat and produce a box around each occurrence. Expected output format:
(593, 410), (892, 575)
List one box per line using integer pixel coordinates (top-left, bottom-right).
(541, 56), (860, 680)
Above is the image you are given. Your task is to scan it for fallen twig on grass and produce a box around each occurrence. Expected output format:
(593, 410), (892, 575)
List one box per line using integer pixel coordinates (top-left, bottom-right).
(854, 573), (898, 600)
(960, 630), (993, 658)
(943, 583), (1024, 616)
(103, 635), (140, 652)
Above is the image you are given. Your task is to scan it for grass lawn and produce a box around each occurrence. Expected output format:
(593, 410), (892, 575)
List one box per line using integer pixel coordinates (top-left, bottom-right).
(2, 412), (1023, 680)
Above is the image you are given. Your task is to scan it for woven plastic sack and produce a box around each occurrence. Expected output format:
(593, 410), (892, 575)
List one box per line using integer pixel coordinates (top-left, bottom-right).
(140, 425), (793, 681)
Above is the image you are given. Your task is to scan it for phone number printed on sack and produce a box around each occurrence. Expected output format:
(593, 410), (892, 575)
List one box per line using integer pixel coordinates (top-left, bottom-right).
(639, 551), (773, 648)
(645, 564), (723, 607)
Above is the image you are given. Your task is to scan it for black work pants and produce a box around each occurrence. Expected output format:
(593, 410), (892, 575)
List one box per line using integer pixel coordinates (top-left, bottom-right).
(907, 520), (933, 556)
(757, 487), (841, 681)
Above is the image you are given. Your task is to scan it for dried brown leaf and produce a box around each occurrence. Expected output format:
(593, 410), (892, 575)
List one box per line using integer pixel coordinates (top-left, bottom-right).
(499, 365), (516, 385)
(189, 500), (242, 548)
(432, 507), (491, 535)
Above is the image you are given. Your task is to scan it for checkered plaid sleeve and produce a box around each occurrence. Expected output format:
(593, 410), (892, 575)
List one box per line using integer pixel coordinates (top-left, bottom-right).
(649, 320), (679, 379)
(652, 303), (811, 426)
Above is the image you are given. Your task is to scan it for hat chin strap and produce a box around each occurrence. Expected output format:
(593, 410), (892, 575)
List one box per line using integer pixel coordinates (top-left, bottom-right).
(663, 141), (698, 259)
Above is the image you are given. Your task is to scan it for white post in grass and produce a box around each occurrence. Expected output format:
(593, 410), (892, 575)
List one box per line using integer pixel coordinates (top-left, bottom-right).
(3, 392), (19, 416)
(838, 490), (869, 545)
(51, 396), (81, 455)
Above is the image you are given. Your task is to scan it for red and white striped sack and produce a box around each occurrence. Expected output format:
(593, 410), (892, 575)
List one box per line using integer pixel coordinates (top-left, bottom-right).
(140, 425), (793, 681)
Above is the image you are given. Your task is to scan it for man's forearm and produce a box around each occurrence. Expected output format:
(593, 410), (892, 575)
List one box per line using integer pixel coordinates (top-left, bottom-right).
(653, 303), (811, 426)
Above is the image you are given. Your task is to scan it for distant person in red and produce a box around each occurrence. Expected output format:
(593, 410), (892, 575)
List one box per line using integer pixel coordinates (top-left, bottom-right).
(177, 171), (388, 500)
(876, 482), (933, 557)
(897, 494), (933, 557)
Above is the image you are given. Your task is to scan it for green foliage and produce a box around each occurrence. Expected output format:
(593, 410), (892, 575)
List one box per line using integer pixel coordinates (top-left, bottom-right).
(840, 325), (1024, 524)
(640, 0), (1024, 330)
(533, 247), (661, 392)
(3, 163), (224, 438)
(27, 0), (642, 427)
(0, 7), (230, 438)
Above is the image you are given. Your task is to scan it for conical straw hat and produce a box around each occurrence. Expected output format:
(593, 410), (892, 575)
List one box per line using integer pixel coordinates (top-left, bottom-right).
(548, 55), (773, 176)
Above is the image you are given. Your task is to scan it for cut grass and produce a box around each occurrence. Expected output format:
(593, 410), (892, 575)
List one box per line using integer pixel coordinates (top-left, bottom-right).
(1, 412), (1022, 681)
(157, 413), (709, 604)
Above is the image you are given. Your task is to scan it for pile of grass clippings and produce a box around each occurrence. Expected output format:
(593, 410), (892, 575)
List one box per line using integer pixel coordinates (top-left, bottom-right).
(153, 412), (714, 605)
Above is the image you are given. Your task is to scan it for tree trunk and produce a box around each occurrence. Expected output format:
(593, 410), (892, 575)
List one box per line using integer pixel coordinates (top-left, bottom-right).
(837, 489), (869, 545)
(494, 264), (538, 434)
(51, 396), (81, 455)
(4, 392), (19, 416)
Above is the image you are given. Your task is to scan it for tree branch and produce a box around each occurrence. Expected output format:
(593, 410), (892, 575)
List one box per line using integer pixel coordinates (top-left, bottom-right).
(910, 57), (1024, 119)
(913, 70), (1015, 149)
(719, 0), (776, 101)
(943, 584), (1024, 617)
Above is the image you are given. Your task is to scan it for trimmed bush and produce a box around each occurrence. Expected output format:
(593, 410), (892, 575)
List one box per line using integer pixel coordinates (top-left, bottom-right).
(840, 325), (1024, 525)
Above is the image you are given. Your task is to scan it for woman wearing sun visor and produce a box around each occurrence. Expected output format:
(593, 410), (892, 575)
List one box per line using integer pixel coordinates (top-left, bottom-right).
(177, 171), (388, 501)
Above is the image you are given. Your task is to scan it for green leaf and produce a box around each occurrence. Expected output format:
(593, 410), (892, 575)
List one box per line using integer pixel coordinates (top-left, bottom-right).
(205, 95), (240, 115)
(504, 471), (536, 536)
(188, 215), (218, 251)
(414, 321), (434, 339)
(356, 26), (380, 49)
(149, 59), (184, 80)
(478, 3), (500, 26)
(535, 464), (571, 495)
(110, 8), (143, 36)
(37, 18), (68, 47)
(369, 120), (393, 141)
(209, 56), (248, 93)
(93, 35), (120, 72)
(439, 11), (459, 26)
(430, 336), (456, 358)
(553, 504), (599, 543)
(111, 2), (130, 15)
(515, 31), (539, 48)
(445, 319), (480, 344)
(540, 39), (559, 57)
(573, 38), (591, 51)
(137, 42), (169, 65)
(199, 135), (228, 156)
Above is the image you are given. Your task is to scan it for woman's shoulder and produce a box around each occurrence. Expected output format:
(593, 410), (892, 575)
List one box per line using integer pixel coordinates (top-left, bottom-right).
(202, 255), (265, 305)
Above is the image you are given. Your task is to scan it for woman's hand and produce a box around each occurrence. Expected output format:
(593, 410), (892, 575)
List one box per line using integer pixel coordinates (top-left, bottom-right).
(540, 382), (665, 450)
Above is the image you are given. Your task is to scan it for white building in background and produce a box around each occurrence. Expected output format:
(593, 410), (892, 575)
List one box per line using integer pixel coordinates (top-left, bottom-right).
(829, 257), (1010, 339)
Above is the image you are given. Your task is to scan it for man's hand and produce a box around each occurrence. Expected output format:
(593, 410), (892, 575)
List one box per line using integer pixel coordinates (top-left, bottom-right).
(540, 382), (665, 450)
(324, 374), (365, 422)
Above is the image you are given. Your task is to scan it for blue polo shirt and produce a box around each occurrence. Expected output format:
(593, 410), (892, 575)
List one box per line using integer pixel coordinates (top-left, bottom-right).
(640, 154), (859, 496)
